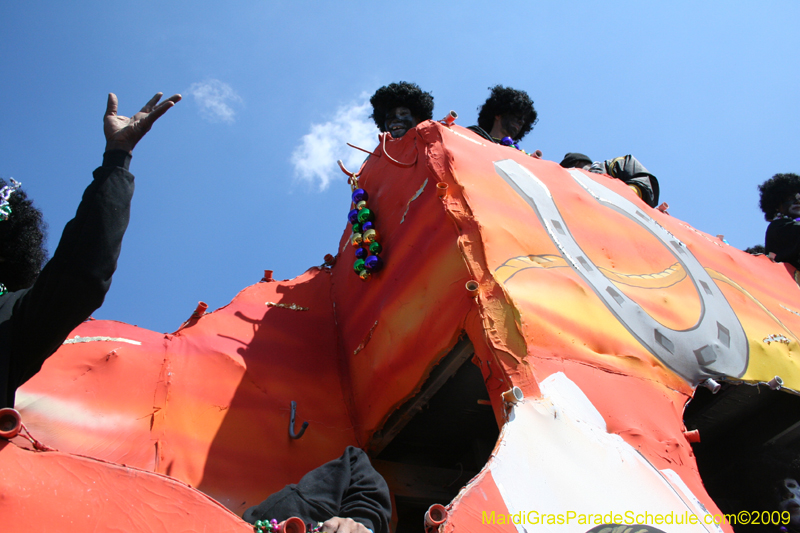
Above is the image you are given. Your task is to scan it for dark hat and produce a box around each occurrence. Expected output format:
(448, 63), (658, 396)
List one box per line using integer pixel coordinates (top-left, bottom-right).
(560, 152), (592, 168)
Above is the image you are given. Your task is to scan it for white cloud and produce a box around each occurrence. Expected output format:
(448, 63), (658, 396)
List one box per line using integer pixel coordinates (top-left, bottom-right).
(291, 96), (378, 191)
(188, 79), (242, 123)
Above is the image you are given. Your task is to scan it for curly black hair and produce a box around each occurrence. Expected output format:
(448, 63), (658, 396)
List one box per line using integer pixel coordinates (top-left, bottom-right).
(0, 179), (48, 291)
(476, 85), (538, 141)
(370, 82), (434, 132)
(744, 244), (766, 255)
(758, 173), (800, 221)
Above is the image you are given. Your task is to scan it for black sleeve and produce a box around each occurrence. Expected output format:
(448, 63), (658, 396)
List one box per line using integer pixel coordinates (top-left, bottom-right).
(243, 446), (392, 533)
(606, 155), (660, 208)
(337, 447), (392, 533)
(0, 150), (134, 407)
(765, 218), (800, 270)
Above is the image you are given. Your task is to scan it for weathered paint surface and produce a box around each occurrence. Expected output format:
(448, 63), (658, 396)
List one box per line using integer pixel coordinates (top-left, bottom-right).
(8, 121), (800, 531)
(0, 440), (253, 531)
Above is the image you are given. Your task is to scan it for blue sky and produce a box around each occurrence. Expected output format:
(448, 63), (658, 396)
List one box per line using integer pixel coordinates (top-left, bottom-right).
(1, 2), (798, 333)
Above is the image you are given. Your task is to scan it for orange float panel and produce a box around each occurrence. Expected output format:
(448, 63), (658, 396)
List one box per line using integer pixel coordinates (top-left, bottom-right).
(10, 121), (800, 532)
(0, 441), (253, 532)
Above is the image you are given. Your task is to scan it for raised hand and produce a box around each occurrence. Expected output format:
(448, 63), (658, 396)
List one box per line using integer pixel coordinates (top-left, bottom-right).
(104, 92), (181, 154)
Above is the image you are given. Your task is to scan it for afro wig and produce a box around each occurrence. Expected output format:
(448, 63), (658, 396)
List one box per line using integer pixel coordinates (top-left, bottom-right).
(744, 244), (766, 255)
(0, 178), (48, 291)
(477, 85), (538, 141)
(758, 173), (800, 221)
(370, 82), (434, 132)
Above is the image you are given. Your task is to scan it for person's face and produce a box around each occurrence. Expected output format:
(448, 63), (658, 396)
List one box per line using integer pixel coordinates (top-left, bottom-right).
(493, 114), (523, 139)
(385, 107), (418, 138)
(779, 193), (800, 219)
(779, 478), (800, 527)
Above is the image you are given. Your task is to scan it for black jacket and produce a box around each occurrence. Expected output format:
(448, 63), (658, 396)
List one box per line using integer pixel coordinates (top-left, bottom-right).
(766, 216), (800, 270)
(243, 446), (392, 533)
(591, 155), (661, 208)
(0, 150), (134, 408)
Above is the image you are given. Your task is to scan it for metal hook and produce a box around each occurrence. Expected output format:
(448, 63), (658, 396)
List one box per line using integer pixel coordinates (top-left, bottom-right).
(289, 401), (309, 439)
(337, 157), (369, 180)
(346, 142), (380, 157)
(380, 133), (418, 168)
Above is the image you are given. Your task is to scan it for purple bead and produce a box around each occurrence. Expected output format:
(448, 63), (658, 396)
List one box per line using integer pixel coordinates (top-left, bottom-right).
(352, 188), (369, 203)
(364, 255), (383, 272)
(361, 221), (374, 232)
(355, 247), (368, 259)
(501, 136), (513, 146)
(348, 209), (359, 224)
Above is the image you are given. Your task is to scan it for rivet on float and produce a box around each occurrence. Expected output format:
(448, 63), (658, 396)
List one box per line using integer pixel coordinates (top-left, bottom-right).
(347, 175), (383, 280)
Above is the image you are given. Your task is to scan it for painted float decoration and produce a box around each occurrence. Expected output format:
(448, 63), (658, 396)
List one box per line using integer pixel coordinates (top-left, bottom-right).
(2, 118), (799, 532)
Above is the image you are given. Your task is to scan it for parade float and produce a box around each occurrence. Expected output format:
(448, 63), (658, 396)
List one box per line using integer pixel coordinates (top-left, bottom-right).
(2, 117), (799, 532)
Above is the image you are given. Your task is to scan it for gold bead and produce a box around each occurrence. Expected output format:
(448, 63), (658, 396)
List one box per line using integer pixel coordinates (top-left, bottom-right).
(363, 229), (378, 244)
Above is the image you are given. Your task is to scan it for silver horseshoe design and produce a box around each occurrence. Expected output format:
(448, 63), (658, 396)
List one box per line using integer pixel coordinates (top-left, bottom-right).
(493, 159), (748, 384)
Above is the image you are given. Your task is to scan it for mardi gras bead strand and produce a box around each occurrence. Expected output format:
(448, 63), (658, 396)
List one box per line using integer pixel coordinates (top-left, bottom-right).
(0, 178), (20, 295)
(347, 182), (384, 280)
(0, 178), (21, 222)
(500, 136), (520, 150)
(498, 137), (542, 158)
(252, 519), (325, 533)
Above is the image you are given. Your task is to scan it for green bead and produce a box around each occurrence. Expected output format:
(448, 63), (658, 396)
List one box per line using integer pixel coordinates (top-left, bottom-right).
(352, 222), (362, 233)
(357, 208), (373, 223)
(369, 242), (382, 255)
(354, 258), (366, 272)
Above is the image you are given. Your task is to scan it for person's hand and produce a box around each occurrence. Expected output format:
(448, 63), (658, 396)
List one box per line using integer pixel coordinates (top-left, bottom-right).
(320, 517), (372, 533)
(104, 92), (181, 154)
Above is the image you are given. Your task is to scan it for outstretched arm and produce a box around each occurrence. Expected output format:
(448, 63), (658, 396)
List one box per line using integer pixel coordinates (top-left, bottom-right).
(104, 92), (181, 154)
(321, 517), (373, 533)
(2, 91), (181, 408)
(242, 447), (390, 533)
